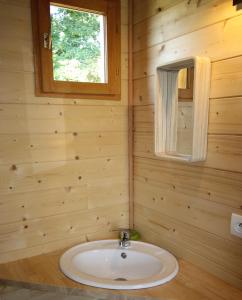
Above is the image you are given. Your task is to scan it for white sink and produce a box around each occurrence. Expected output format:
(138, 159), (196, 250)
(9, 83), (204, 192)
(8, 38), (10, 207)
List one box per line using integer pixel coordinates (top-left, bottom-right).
(60, 240), (178, 290)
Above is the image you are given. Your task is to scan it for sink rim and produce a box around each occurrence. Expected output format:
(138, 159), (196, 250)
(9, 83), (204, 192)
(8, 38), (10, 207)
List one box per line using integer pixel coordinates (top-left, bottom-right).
(60, 239), (179, 290)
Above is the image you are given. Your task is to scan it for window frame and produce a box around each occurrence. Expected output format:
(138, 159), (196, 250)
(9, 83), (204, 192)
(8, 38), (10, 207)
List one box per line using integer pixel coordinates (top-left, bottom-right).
(31, 0), (121, 100)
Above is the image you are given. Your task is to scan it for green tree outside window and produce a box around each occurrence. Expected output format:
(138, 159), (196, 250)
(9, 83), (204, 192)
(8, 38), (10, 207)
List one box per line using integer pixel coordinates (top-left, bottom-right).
(50, 5), (105, 83)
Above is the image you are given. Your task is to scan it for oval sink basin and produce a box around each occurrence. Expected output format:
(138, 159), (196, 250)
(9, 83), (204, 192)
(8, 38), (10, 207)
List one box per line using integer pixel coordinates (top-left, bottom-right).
(60, 240), (178, 290)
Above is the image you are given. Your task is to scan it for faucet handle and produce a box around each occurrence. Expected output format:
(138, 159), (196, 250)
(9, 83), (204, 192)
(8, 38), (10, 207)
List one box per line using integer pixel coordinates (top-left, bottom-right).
(111, 228), (131, 239)
(120, 229), (130, 240)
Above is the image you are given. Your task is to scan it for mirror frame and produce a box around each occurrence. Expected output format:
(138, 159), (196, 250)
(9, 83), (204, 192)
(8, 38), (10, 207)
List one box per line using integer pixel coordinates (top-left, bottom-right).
(155, 56), (211, 162)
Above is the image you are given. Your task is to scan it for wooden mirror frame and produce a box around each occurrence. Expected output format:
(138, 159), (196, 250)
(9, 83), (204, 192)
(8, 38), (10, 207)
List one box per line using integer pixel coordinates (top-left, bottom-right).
(155, 57), (211, 162)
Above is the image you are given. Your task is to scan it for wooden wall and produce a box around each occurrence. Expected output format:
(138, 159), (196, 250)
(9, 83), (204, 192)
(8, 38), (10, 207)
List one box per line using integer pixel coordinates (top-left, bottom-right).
(132, 0), (242, 289)
(0, 0), (129, 263)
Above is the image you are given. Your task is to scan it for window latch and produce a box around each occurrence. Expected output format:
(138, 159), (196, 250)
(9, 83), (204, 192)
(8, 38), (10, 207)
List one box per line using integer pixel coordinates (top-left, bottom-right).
(43, 32), (52, 49)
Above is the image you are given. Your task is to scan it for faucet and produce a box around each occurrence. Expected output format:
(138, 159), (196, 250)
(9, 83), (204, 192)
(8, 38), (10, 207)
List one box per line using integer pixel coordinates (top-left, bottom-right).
(119, 229), (131, 249)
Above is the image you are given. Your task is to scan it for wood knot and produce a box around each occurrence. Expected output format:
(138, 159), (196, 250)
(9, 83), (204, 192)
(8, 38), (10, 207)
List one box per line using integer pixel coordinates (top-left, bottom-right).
(65, 186), (72, 193)
(159, 45), (165, 52)
(11, 165), (17, 171)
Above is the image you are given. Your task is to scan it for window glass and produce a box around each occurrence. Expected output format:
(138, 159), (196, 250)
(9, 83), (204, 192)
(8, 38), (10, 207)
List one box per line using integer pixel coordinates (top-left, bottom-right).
(50, 5), (106, 83)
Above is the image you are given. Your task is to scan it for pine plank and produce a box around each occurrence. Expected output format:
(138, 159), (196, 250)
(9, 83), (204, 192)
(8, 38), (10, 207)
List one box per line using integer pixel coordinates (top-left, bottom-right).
(0, 104), (128, 134)
(0, 203), (128, 256)
(133, 0), (242, 52)
(133, 0), (183, 24)
(0, 132), (128, 165)
(0, 156), (128, 195)
(133, 15), (242, 79)
(0, 180), (128, 225)
(134, 156), (242, 210)
(134, 180), (242, 243)
(210, 56), (242, 98)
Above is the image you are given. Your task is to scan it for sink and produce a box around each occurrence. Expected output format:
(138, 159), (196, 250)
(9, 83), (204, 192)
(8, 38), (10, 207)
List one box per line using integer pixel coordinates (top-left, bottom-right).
(60, 240), (178, 290)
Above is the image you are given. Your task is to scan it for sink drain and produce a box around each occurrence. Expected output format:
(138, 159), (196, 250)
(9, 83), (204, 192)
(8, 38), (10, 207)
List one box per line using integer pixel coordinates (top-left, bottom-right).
(114, 278), (127, 281)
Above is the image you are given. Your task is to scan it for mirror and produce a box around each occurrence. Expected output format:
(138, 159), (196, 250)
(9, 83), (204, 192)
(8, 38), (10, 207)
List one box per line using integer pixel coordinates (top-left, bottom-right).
(155, 57), (211, 162)
(176, 67), (194, 156)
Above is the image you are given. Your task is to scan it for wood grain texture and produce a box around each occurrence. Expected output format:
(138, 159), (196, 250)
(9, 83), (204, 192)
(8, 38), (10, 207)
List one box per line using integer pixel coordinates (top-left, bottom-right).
(0, 0), (129, 263)
(133, 0), (183, 25)
(133, 14), (242, 80)
(0, 104), (128, 134)
(128, 0), (134, 229)
(134, 157), (242, 209)
(133, 0), (242, 52)
(0, 179), (128, 224)
(0, 249), (242, 300)
(133, 0), (242, 289)
(0, 131), (128, 164)
(0, 203), (128, 257)
(210, 56), (242, 98)
(209, 97), (242, 134)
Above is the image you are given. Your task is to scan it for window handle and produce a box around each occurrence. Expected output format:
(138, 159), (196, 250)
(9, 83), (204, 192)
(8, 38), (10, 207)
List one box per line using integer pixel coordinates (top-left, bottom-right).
(43, 32), (52, 49)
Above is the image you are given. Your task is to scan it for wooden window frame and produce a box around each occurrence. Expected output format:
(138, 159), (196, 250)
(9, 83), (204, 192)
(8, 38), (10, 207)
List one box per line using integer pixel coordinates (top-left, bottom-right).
(31, 0), (121, 100)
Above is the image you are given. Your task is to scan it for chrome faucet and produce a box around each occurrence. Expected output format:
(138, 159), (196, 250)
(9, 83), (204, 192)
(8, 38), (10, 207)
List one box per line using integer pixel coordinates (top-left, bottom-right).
(119, 229), (131, 248)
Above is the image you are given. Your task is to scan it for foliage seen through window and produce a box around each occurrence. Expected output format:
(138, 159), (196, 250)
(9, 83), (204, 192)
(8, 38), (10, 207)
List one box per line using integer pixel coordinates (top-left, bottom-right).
(50, 5), (105, 83)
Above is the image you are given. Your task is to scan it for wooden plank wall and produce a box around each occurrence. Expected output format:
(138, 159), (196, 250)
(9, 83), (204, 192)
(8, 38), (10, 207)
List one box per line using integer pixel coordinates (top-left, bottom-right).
(0, 0), (129, 263)
(132, 0), (242, 289)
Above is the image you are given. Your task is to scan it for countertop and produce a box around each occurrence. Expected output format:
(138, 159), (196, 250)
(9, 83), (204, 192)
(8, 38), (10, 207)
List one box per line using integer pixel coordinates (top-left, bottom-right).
(0, 249), (241, 300)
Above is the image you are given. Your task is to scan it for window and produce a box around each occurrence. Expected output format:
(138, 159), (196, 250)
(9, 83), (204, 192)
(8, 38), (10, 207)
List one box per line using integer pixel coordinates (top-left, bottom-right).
(31, 0), (121, 100)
